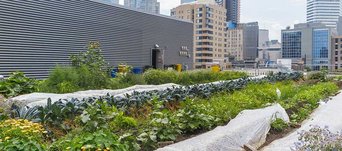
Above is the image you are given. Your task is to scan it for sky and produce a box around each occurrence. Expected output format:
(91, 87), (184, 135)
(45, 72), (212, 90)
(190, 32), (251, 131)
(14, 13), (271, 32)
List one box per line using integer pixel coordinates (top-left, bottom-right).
(119, 0), (307, 41)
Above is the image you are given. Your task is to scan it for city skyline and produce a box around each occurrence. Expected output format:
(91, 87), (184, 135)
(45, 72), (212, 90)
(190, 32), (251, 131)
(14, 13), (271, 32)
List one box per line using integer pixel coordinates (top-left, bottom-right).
(119, 0), (306, 41)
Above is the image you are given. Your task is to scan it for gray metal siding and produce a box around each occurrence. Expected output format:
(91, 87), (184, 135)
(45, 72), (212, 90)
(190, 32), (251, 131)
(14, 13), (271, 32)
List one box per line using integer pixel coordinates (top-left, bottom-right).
(0, 1), (193, 78)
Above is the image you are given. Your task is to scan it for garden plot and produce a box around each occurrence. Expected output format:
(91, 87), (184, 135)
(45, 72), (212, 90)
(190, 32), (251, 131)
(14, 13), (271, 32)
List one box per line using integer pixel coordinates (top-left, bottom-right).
(262, 91), (342, 151)
(157, 104), (289, 151)
(9, 76), (266, 107)
(10, 83), (179, 107)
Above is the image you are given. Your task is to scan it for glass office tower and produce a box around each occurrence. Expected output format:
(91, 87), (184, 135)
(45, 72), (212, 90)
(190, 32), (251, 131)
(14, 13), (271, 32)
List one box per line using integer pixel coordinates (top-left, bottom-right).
(282, 31), (302, 59)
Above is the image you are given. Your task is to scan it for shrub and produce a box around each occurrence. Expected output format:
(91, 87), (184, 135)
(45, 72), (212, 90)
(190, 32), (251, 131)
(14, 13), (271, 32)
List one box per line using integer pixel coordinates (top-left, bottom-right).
(0, 72), (37, 98)
(308, 70), (327, 81)
(143, 69), (178, 85)
(38, 66), (80, 93)
(0, 119), (47, 151)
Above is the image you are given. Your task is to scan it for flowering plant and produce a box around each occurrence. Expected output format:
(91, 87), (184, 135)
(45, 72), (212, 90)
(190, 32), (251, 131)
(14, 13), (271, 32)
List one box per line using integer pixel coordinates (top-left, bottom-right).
(0, 119), (47, 150)
(292, 125), (342, 151)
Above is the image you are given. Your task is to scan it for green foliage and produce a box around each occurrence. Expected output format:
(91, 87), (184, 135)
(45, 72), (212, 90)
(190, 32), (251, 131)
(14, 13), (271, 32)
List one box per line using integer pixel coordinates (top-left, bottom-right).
(271, 118), (288, 132)
(39, 42), (112, 93)
(39, 65), (111, 93)
(308, 70), (327, 81)
(177, 99), (218, 132)
(70, 41), (107, 70)
(0, 72), (37, 98)
(50, 129), (138, 151)
(143, 69), (178, 85)
(0, 119), (47, 151)
(143, 69), (247, 85)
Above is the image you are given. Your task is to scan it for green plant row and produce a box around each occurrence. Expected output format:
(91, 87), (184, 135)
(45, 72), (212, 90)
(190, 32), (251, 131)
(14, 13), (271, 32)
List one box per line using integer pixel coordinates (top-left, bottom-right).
(2, 79), (337, 151)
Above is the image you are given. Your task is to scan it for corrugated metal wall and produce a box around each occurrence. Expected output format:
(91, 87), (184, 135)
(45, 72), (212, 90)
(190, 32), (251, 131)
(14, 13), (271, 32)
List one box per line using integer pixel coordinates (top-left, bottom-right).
(0, 0), (193, 78)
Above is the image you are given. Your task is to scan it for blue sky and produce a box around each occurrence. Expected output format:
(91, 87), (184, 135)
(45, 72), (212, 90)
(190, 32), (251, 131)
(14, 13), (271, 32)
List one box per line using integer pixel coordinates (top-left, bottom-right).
(119, 0), (307, 40)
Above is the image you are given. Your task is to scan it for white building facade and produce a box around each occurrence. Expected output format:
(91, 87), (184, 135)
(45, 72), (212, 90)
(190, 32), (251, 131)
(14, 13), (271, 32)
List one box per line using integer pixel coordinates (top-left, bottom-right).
(307, 0), (342, 28)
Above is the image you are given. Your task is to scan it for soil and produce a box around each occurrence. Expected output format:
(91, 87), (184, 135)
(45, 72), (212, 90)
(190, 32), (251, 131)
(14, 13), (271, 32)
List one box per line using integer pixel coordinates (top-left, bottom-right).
(258, 124), (300, 150)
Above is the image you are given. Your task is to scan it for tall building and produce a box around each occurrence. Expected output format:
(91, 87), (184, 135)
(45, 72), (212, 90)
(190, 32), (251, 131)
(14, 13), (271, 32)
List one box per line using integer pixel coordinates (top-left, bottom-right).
(171, 0), (227, 69)
(259, 29), (269, 47)
(227, 24), (244, 60)
(282, 23), (336, 70)
(124, 0), (160, 14)
(180, 0), (240, 24)
(227, 22), (259, 61)
(242, 22), (259, 60)
(225, 0), (240, 23)
(307, 0), (342, 28)
(331, 36), (342, 71)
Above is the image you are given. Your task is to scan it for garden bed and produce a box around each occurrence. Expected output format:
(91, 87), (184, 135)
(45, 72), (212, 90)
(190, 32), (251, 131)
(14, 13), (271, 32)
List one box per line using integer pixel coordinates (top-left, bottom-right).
(1, 72), (340, 151)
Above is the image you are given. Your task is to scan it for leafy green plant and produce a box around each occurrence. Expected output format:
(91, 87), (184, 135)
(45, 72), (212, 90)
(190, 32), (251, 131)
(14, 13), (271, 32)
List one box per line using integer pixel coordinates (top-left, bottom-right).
(50, 129), (139, 151)
(0, 72), (37, 97)
(271, 118), (288, 132)
(39, 42), (112, 94)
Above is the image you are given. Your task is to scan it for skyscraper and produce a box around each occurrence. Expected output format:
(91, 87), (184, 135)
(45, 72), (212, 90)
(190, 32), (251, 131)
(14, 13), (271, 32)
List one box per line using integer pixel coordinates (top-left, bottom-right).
(307, 0), (342, 28)
(225, 0), (240, 23)
(171, 0), (227, 69)
(124, 0), (160, 14)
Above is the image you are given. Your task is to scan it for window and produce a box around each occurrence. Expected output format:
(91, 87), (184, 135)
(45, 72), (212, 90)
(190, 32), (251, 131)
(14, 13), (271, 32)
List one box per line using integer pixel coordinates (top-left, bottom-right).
(336, 39), (339, 43)
(197, 8), (203, 12)
(336, 45), (339, 49)
(336, 51), (339, 55)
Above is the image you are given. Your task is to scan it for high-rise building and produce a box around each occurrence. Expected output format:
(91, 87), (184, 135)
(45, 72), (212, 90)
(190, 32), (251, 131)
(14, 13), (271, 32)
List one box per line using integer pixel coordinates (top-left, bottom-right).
(124, 0), (160, 14)
(242, 22), (259, 60)
(282, 23), (336, 70)
(180, 0), (240, 24)
(225, 0), (240, 23)
(227, 25), (244, 60)
(259, 29), (269, 47)
(307, 0), (342, 28)
(331, 36), (342, 71)
(171, 0), (227, 69)
(226, 22), (259, 61)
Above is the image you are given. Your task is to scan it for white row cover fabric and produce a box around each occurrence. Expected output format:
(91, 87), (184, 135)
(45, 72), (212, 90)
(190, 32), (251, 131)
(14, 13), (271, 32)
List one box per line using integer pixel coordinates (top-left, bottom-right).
(9, 75), (266, 107)
(10, 84), (179, 107)
(157, 104), (289, 151)
(262, 91), (342, 151)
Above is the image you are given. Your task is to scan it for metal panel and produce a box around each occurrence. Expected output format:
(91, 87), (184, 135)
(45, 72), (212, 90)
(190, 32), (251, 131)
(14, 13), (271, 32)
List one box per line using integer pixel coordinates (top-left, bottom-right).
(0, 1), (193, 78)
